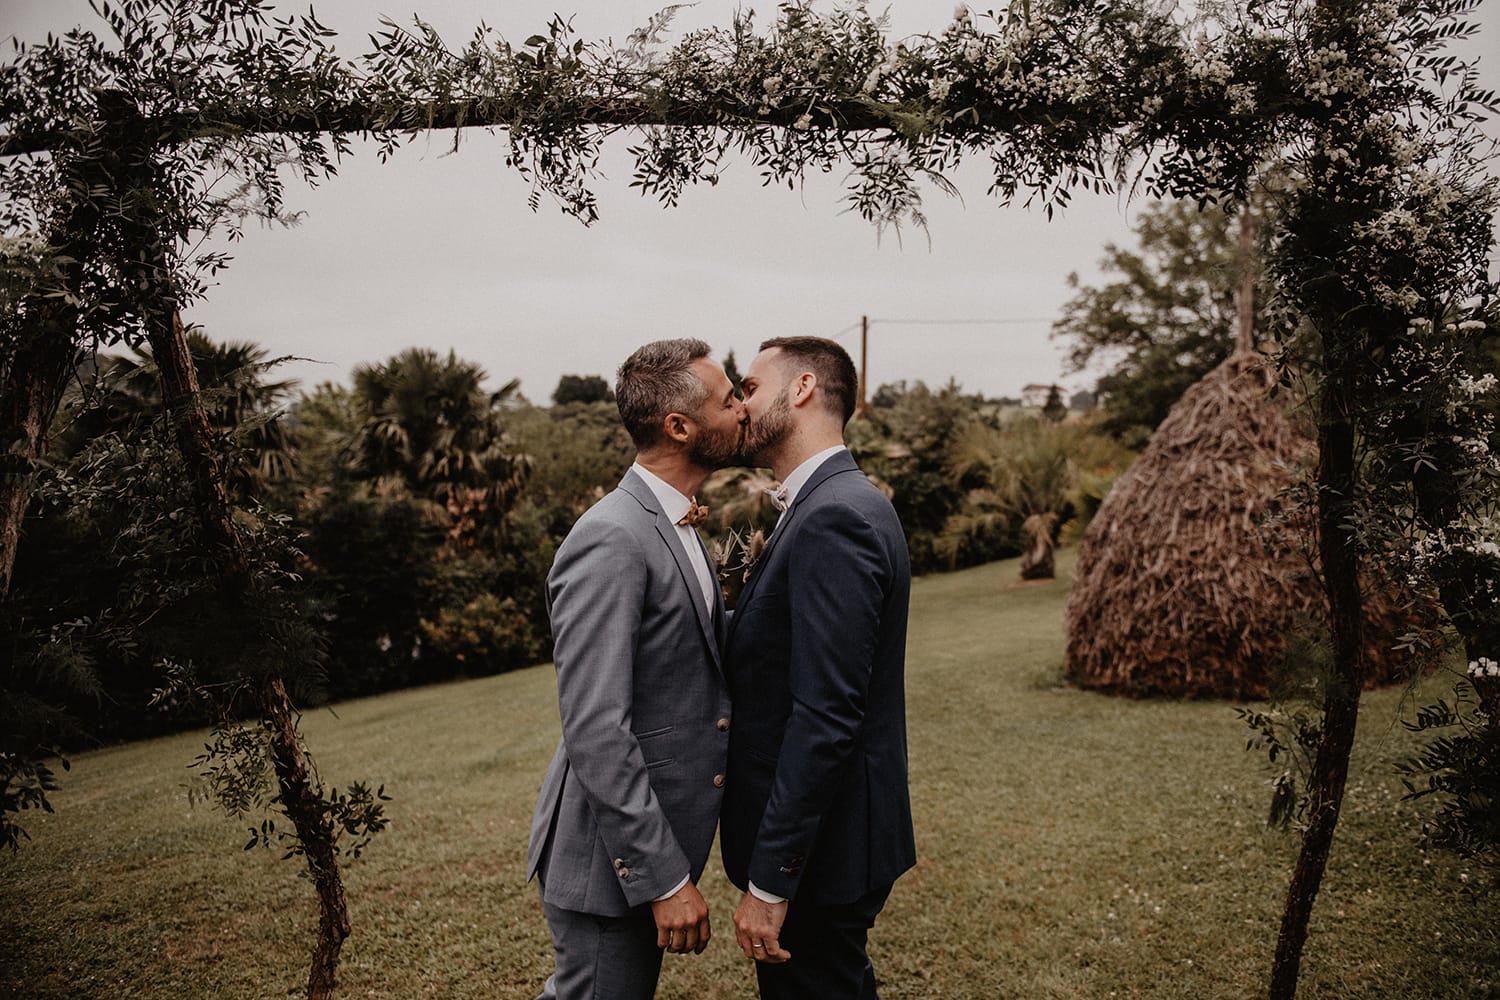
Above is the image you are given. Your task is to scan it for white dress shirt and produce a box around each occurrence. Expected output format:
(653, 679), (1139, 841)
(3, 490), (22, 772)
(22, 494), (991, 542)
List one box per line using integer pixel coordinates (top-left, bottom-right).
(632, 462), (718, 614)
(775, 445), (848, 520)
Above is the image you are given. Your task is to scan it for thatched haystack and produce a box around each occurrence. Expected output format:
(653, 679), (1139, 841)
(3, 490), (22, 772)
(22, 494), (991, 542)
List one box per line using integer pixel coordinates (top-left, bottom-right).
(1065, 351), (1427, 699)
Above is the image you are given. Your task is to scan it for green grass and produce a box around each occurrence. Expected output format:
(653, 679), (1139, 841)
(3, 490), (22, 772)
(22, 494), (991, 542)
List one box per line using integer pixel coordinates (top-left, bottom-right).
(4, 549), (1498, 998)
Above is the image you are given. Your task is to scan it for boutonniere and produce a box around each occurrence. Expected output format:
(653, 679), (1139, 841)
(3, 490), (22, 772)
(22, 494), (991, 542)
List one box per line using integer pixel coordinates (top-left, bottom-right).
(711, 527), (766, 609)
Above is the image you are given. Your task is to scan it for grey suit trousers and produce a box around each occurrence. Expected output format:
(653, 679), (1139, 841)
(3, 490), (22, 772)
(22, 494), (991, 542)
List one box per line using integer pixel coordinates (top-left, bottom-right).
(536, 892), (662, 1000)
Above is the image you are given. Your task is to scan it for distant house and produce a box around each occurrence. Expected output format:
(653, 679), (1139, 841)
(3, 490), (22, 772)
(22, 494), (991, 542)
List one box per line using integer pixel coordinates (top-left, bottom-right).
(1021, 383), (1060, 408)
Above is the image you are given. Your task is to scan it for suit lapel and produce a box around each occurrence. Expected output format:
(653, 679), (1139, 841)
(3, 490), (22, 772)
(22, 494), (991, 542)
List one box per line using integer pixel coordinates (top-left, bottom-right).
(621, 471), (722, 669)
(729, 451), (860, 639)
(701, 531), (729, 669)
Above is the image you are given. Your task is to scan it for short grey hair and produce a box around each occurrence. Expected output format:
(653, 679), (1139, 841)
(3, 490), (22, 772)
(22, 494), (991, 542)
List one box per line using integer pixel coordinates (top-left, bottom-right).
(615, 338), (713, 449)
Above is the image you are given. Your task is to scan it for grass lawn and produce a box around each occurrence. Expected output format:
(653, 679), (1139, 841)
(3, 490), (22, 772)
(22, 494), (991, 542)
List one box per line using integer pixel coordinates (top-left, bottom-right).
(4, 549), (1498, 999)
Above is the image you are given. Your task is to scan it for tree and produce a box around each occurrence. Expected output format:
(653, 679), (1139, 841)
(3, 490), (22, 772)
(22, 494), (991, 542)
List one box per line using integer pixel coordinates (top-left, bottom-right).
(345, 347), (528, 549)
(1052, 199), (1254, 443)
(1041, 385), (1068, 423)
(1, 6), (389, 994)
(287, 350), (536, 689)
(939, 416), (1132, 577)
(54, 330), (299, 502)
(854, 380), (986, 573)
(551, 373), (614, 405)
(1255, 6), (1498, 990)
(721, 351), (743, 394)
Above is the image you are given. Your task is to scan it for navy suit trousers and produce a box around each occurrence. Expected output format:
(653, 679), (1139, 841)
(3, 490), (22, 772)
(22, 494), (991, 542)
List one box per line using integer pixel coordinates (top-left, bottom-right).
(754, 883), (893, 1000)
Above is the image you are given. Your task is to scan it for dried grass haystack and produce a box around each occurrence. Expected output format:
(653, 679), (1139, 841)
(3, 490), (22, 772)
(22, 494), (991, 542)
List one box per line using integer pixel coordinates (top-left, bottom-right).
(1065, 351), (1425, 699)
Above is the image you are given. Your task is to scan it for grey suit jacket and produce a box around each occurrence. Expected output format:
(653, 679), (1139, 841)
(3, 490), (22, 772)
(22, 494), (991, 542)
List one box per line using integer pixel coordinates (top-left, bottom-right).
(527, 468), (731, 916)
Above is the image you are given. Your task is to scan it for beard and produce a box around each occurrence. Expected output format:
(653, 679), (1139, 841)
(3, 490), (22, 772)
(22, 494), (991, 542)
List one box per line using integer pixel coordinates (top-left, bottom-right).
(689, 413), (745, 470)
(736, 385), (792, 468)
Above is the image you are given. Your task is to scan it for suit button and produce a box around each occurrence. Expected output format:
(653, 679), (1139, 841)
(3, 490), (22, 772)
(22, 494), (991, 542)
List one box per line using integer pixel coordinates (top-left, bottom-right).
(618, 867), (630, 878)
(712, 774), (726, 787)
(716, 718), (730, 732)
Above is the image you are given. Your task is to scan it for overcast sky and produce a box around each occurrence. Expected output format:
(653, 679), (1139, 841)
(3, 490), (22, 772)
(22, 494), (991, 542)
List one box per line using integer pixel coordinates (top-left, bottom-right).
(4, 1), (1496, 403)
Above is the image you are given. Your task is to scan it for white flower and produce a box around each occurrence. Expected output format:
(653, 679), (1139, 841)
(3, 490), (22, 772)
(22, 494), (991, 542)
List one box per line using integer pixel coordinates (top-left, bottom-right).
(1456, 373), (1497, 398)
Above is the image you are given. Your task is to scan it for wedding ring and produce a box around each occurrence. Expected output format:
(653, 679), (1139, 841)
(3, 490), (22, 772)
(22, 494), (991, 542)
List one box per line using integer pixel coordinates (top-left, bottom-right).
(752, 943), (765, 949)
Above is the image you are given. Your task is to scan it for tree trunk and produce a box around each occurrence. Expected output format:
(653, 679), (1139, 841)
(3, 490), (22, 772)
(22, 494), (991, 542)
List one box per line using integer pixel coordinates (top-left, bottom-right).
(1269, 370), (1365, 1000)
(0, 315), (77, 597)
(112, 81), (349, 990)
(144, 309), (249, 583)
(0, 150), (103, 600)
(147, 304), (351, 999)
(263, 676), (351, 998)
(1234, 203), (1256, 355)
(1019, 513), (1058, 580)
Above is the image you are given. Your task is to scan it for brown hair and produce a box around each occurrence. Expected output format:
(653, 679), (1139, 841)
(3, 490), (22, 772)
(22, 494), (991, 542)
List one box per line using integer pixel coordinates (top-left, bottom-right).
(759, 336), (858, 424)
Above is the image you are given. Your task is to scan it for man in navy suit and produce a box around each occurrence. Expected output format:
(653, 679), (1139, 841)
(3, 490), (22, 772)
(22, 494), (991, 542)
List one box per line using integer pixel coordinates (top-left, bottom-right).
(720, 336), (915, 999)
(528, 338), (746, 1000)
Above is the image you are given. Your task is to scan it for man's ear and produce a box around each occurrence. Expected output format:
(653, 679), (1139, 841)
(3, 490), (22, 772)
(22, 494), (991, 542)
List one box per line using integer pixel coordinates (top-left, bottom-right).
(662, 411), (691, 443)
(790, 372), (818, 408)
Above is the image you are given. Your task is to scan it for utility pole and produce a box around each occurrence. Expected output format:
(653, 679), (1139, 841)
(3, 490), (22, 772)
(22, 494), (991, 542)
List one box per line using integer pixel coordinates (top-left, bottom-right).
(858, 314), (869, 417)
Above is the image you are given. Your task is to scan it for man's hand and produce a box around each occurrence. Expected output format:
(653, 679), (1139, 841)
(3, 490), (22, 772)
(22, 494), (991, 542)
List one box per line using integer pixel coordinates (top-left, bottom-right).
(650, 881), (712, 955)
(733, 891), (790, 963)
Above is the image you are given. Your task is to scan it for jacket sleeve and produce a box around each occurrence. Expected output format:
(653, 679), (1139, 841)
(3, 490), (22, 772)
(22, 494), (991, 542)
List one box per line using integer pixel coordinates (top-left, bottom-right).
(547, 515), (690, 905)
(747, 498), (891, 898)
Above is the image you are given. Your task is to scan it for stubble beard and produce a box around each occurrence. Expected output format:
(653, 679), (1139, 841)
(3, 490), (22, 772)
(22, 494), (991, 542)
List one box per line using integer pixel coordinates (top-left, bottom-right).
(689, 415), (745, 470)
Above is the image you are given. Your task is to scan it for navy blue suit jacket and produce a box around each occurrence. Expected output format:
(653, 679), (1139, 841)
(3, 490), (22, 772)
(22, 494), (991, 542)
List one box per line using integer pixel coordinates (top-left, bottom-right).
(720, 450), (916, 905)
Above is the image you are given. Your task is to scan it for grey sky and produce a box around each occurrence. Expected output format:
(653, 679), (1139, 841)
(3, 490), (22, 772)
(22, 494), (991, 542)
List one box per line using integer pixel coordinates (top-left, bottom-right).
(4, 1), (1496, 403)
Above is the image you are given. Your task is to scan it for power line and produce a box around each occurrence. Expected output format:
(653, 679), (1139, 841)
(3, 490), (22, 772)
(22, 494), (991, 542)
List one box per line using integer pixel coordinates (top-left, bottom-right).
(833, 314), (1074, 409)
(867, 317), (1054, 326)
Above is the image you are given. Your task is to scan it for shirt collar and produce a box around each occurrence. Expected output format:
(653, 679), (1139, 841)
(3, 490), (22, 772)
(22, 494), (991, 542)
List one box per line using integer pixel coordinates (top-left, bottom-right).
(631, 462), (693, 524)
(779, 444), (847, 510)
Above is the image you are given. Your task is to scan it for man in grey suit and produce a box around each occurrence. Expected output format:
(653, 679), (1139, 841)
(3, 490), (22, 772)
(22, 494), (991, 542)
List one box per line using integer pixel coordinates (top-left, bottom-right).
(721, 336), (915, 999)
(527, 338), (746, 1000)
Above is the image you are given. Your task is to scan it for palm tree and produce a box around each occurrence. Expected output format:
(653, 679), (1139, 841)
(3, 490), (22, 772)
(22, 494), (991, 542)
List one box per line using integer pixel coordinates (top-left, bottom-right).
(937, 418), (1132, 577)
(50, 329), (298, 501)
(184, 333), (299, 490)
(345, 348), (529, 547)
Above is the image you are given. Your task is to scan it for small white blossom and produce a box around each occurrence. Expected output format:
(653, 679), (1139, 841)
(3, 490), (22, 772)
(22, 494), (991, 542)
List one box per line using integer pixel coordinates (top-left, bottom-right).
(1456, 373), (1497, 398)
(1227, 83), (1257, 117)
